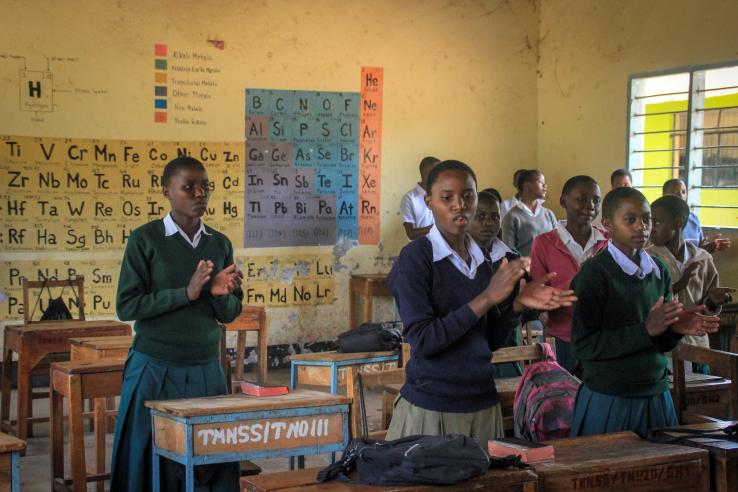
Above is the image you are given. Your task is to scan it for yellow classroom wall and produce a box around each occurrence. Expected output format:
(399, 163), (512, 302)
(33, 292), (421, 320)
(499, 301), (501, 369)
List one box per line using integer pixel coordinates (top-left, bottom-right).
(537, 0), (738, 289)
(0, 1), (539, 345)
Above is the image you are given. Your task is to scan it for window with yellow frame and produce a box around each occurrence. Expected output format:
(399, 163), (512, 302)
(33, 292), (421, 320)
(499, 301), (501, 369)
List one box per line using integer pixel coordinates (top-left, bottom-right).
(628, 64), (738, 229)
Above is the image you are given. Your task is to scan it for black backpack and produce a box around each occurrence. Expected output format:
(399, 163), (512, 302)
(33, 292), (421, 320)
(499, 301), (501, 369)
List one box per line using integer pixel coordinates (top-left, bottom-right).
(317, 434), (491, 486)
(335, 321), (402, 353)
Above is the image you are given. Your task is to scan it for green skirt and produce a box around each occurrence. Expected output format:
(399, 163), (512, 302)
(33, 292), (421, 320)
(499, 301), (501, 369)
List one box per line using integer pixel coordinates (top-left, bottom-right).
(110, 349), (238, 492)
(386, 396), (503, 445)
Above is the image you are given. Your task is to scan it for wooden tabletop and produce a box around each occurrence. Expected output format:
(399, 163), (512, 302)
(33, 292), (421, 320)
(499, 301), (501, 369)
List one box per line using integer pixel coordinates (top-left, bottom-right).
(146, 389), (351, 417)
(290, 351), (398, 362)
(349, 274), (388, 281)
(653, 420), (738, 459)
(5, 319), (130, 334)
(668, 373), (733, 391)
(51, 358), (126, 375)
(69, 335), (133, 349)
(533, 431), (706, 470)
(0, 432), (26, 453)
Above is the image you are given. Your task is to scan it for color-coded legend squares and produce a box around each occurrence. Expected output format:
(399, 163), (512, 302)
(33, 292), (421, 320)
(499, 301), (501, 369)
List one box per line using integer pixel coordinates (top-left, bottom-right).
(154, 43), (167, 123)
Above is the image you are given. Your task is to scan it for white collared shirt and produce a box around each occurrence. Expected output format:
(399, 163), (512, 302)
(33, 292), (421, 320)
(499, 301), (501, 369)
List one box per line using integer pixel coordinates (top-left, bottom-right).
(400, 183), (434, 229)
(163, 212), (211, 248)
(500, 196), (519, 218)
(514, 199), (544, 218)
(489, 237), (514, 263)
(426, 225), (486, 279)
(607, 241), (661, 280)
(555, 221), (606, 266)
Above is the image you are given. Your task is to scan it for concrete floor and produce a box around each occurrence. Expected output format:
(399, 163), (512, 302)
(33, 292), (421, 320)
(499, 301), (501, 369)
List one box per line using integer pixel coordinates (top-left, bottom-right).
(13, 367), (385, 491)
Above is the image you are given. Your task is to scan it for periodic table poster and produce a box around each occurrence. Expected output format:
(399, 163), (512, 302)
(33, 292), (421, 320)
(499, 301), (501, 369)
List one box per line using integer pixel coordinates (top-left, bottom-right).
(244, 89), (360, 247)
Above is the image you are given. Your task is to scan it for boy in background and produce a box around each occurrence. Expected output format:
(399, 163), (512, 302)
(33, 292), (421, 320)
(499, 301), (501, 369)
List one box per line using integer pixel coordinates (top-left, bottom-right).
(400, 156), (440, 240)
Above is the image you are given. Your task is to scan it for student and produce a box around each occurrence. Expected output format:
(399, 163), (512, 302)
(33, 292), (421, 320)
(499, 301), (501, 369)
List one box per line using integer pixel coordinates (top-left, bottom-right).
(499, 169), (525, 218)
(646, 195), (735, 372)
(480, 187), (503, 206)
(400, 156), (440, 240)
(469, 191), (524, 376)
(570, 187), (720, 438)
(610, 168), (633, 189)
(501, 170), (557, 256)
(530, 176), (609, 374)
(386, 160), (576, 444)
(111, 157), (243, 492)
(662, 178), (731, 254)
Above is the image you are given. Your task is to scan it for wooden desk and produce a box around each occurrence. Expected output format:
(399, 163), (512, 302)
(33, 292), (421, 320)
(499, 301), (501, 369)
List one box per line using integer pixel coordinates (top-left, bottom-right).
(0, 432), (25, 492)
(50, 358), (126, 492)
(531, 431), (709, 491)
(148, 390), (350, 492)
(349, 274), (391, 329)
(290, 351), (399, 394)
(70, 335), (133, 360)
(1, 319), (130, 440)
(241, 466), (539, 491)
(652, 420), (738, 492)
(669, 373), (736, 422)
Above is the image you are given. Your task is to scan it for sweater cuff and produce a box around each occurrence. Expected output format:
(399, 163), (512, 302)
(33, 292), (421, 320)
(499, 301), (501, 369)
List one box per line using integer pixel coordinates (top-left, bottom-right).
(180, 287), (191, 305)
(458, 303), (481, 325)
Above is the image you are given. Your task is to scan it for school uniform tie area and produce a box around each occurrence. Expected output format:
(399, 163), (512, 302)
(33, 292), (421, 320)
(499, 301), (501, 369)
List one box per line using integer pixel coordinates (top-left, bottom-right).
(4, 1), (738, 491)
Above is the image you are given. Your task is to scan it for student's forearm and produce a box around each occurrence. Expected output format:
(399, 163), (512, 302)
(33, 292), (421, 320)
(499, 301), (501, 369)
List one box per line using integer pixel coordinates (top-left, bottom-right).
(404, 224), (432, 240)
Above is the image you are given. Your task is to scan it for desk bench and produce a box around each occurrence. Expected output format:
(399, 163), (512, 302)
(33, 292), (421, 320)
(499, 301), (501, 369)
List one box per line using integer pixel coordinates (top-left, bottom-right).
(290, 351), (399, 394)
(50, 358), (126, 492)
(148, 390), (350, 492)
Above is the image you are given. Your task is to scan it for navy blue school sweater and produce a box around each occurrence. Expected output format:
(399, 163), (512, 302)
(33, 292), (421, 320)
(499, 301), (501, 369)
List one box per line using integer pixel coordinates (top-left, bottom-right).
(388, 237), (521, 413)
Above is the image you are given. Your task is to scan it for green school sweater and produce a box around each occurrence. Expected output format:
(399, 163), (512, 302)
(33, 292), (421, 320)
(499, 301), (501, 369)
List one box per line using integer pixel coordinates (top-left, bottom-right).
(571, 250), (682, 398)
(116, 220), (243, 364)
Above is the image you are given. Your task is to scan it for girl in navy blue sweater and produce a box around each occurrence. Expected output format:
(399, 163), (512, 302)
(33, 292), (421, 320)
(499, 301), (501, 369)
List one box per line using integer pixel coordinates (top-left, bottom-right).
(386, 161), (576, 443)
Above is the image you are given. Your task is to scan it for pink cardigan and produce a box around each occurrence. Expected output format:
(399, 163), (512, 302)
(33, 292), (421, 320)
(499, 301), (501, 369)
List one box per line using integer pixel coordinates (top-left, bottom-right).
(530, 227), (609, 342)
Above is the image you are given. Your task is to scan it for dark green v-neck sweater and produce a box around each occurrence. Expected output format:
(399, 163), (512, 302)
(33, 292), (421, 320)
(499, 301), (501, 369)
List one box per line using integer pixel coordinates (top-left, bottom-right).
(571, 250), (681, 398)
(116, 220), (243, 363)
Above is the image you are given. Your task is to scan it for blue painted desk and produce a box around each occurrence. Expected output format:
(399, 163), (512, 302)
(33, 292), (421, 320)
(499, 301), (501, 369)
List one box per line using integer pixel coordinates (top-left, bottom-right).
(147, 390), (350, 492)
(290, 351), (400, 394)
(0, 432), (24, 492)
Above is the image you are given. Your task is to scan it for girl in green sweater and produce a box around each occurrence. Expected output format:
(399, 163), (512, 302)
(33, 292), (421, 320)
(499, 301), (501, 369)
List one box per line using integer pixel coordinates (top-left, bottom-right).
(111, 157), (243, 492)
(570, 187), (719, 437)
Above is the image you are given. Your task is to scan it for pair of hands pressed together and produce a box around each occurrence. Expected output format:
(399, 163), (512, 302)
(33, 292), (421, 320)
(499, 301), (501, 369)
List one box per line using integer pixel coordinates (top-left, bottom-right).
(646, 297), (720, 338)
(484, 257), (578, 313)
(186, 260), (244, 302)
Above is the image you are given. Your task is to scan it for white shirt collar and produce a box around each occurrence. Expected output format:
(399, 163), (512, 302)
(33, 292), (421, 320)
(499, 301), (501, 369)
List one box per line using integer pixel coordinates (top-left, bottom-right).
(414, 183), (427, 197)
(607, 241), (661, 279)
(555, 221), (606, 265)
(426, 224), (486, 279)
(163, 212), (211, 248)
(514, 199), (543, 217)
(489, 237), (514, 263)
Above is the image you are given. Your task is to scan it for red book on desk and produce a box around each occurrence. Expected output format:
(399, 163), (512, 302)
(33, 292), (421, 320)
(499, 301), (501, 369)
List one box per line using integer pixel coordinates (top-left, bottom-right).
(488, 437), (554, 463)
(240, 381), (289, 397)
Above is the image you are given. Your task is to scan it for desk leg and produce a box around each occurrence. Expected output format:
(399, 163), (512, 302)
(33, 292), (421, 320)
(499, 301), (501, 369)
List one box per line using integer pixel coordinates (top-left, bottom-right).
(94, 398), (106, 492)
(50, 381), (64, 490)
(363, 291), (373, 325)
(185, 462), (195, 492)
(68, 375), (86, 492)
(16, 355), (30, 440)
(257, 330), (268, 384)
(152, 447), (160, 492)
(11, 450), (19, 492)
(330, 365), (339, 394)
(290, 363), (297, 390)
(349, 291), (357, 330)
(1, 347), (13, 430)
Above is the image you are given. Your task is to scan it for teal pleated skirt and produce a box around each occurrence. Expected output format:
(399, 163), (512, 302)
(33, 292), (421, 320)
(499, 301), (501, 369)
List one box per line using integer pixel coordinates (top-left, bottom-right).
(569, 384), (678, 439)
(110, 350), (239, 492)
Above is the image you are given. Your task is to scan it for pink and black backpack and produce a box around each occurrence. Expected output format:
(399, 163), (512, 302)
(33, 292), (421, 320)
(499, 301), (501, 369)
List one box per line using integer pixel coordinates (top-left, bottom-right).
(513, 343), (580, 442)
